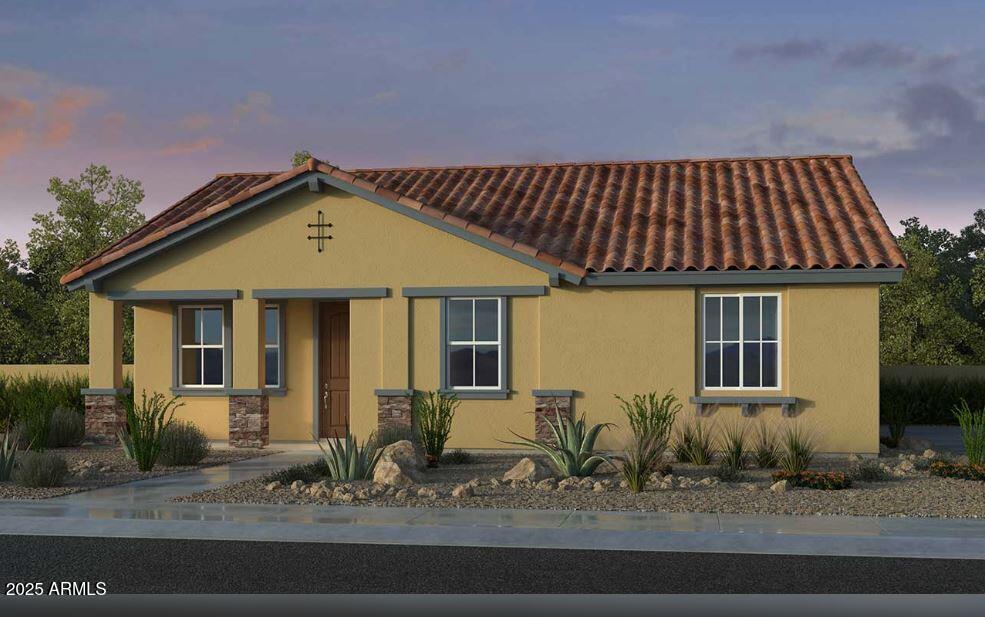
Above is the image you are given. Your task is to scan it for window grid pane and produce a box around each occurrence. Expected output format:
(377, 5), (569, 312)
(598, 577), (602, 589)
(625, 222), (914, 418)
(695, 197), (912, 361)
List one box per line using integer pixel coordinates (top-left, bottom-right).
(447, 298), (501, 389)
(704, 295), (779, 390)
(179, 305), (224, 388)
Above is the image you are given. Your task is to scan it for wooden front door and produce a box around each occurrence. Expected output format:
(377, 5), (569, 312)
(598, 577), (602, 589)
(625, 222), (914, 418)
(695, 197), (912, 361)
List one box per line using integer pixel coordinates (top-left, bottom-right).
(319, 302), (349, 438)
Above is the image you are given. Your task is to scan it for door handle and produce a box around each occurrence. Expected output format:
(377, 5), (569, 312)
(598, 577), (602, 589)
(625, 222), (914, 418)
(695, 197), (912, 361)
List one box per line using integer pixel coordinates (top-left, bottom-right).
(323, 384), (329, 411)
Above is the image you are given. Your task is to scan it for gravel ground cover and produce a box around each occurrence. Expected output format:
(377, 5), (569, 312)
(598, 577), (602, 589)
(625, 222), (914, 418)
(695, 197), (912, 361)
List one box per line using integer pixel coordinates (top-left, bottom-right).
(0, 446), (274, 500)
(172, 449), (985, 518)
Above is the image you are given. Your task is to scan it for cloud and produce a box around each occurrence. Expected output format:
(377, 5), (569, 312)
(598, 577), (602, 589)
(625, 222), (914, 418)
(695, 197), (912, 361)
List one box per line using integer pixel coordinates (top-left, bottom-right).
(43, 87), (104, 146)
(369, 90), (399, 104)
(179, 113), (213, 131)
(612, 11), (678, 29)
(100, 111), (127, 142)
(232, 91), (273, 125)
(834, 42), (918, 69)
(733, 39), (827, 62)
(0, 94), (36, 163)
(157, 136), (222, 157)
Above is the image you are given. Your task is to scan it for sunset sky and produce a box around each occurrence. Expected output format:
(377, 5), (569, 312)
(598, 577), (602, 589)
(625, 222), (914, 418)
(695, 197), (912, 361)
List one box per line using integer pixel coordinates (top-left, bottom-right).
(2, 0), (984, 249)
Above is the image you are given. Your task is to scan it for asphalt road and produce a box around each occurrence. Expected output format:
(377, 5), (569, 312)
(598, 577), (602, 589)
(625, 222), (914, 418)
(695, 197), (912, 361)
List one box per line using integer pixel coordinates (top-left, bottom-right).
(1, 535), (983, 593)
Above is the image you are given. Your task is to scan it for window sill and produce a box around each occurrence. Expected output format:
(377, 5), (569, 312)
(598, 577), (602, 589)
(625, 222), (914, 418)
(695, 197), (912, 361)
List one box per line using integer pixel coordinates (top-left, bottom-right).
(264, 387), (287, 397)
(439, 389), (510, 400)
(171, 387), (228, 397)
(689, 395), (798, 417)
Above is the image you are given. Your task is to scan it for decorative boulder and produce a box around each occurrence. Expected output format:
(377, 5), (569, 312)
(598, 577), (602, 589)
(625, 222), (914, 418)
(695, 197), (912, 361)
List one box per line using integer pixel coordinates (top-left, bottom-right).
(373, 461), (416, 488)
(503, 457), (552, 482)
(380, 440), (426, 473)
(451, 484), (473, 498)
(770, 479), (788, 493)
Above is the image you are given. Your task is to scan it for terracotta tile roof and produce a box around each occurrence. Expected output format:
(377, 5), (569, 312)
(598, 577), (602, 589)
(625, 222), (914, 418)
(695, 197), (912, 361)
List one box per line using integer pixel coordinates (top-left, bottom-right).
(60, 155), (906, 286)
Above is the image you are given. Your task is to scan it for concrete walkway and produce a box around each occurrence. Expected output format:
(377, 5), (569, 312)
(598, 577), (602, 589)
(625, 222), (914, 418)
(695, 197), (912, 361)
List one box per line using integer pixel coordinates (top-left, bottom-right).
(1, 451), (983, 561)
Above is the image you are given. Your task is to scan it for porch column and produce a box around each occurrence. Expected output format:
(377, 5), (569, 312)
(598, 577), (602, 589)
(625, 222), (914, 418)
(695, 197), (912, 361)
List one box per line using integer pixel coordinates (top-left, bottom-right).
(532, 389), (574, 445)
(83, 293), (127, 443)
(228, 296), (268, 447)
(376, 297), (412, 433)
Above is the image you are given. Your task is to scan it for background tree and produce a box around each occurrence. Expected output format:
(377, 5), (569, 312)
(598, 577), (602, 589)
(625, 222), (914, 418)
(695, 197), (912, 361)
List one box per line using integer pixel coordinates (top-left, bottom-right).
(880, 212), (985, 365)
(1, 164), (146, 363)
(291, 150), (313, 167)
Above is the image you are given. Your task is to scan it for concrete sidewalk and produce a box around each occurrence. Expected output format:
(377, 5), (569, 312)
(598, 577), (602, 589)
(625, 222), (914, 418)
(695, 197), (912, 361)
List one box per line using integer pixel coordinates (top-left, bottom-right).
(1, 451), (983, 561)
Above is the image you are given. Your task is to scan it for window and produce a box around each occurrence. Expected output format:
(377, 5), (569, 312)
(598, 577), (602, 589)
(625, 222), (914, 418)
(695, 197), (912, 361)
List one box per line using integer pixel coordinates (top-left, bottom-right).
(178, 305), (225, 387)
(445, 297), (503, 390)
(264, 304), (282, 388)
(703, 294), (779, 389)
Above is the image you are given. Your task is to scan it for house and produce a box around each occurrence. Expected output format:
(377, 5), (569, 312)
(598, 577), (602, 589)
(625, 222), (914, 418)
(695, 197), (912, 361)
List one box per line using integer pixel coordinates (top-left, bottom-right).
(61, 155), (906, 454)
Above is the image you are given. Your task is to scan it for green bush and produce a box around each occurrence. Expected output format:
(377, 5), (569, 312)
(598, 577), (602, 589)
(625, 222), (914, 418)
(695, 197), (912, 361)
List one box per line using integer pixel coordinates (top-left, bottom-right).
(852, 457), (890, 482)
(120, 390), (183, 471)
(504, 413), (612, 478)
(159, 421), (211, 466)
(953, 399), (985, 466)
(13, 376), (56, 451)
(717, 422), (747, 481)
(440, 449), (475, 465)
(929, 460), (985, 481)
(414, 390), (459, 465)
(674, 419), (715, 465)
(778, 425), (815, 475)
(46, 406), (84, 448)
(772, 470), (851, 490)
(266, 459), (330, 484)
(0, 430), (18, 481)
(881, 376), (985, 426)
(615, 391), (680, 492)
(14, 451), (68, 487)
(753, 423), (782, 468)
(315, 433), (382, 481)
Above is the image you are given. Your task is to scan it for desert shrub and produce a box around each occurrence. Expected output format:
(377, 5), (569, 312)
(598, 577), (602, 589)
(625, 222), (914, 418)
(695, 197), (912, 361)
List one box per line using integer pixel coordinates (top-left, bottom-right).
(852, 457), (889, 482)
(753, 423), (782, 468)
(315, 433), (381, 481)
(615, 391), (681, 492)
(772, 470), (852, 490)
(673, 419), (715, 465)
(266, 459), (330, 484)
(778, 425), (815, 475)
(117, 430), (135, 460)
(717, 422), (747, 480)
(953, 399), (985, 466)
(120, 390), (183, 471)
(46, 406), (85, 448)
(0, 430), (18, 481)
(159, 421), (211, 466)
(12, 376), (56, 451)
(14, 451), (68, 487)
(373, 424), (419, 450)
(0, 376), (12, 428)
(929, 461), (985, 481)
(414, 390), (459, 465)
(49, 375), (87, 414)
(504, 413), (612, 478)
(440, 449), (475, 465)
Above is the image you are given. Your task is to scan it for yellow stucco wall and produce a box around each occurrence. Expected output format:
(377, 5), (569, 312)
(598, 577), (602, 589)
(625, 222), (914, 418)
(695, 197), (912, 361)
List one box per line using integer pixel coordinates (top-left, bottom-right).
(97, 184), (882, 453)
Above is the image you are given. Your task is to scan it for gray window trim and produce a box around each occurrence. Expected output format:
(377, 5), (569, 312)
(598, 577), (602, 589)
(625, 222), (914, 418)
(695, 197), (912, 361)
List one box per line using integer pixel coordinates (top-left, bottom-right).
(439, 296), (510, 399)
(263, 301), (287, 390)
(403, 286), (546, 298)
(531, 389), (576, 397)
(171, 302), (232, 392)
(584, 268), (904, 286)
(107, 289), (241, 301)
(252, 288), (388, 299)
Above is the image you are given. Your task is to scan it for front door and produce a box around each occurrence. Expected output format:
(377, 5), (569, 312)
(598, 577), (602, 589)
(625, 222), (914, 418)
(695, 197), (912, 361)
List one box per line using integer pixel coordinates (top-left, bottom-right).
(318, 302), (349, 438)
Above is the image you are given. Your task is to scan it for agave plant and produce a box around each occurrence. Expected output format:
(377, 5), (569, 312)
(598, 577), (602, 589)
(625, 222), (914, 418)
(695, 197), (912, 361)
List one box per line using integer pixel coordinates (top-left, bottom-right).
(0, 430), (18, 481)
(315, 433), (383, 481)
(503, 413), (612, 478)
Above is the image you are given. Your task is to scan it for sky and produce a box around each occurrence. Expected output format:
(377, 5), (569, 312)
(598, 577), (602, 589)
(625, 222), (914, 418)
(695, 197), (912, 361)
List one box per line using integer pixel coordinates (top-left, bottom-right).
(2, 0), (985, 250)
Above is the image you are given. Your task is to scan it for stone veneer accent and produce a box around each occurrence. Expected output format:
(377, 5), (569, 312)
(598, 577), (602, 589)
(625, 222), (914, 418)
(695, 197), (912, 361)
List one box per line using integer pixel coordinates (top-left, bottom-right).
(229, 395), (269, 448)
(534, 394), (573, 444)
(377, 394), (413, 432)
(84, 394), (127, 444)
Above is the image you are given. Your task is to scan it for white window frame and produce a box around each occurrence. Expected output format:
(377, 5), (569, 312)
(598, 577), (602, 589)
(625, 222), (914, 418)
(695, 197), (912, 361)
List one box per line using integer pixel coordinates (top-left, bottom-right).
(264, 303), (282, 388)
(702, 293), (781, 391)
(178, 304), (226, 389)
(446, 296), (503, 391)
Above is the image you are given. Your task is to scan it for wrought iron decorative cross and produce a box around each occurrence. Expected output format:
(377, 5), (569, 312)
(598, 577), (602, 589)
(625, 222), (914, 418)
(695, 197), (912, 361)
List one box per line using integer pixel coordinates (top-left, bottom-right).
(306, 210), (333, 253)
